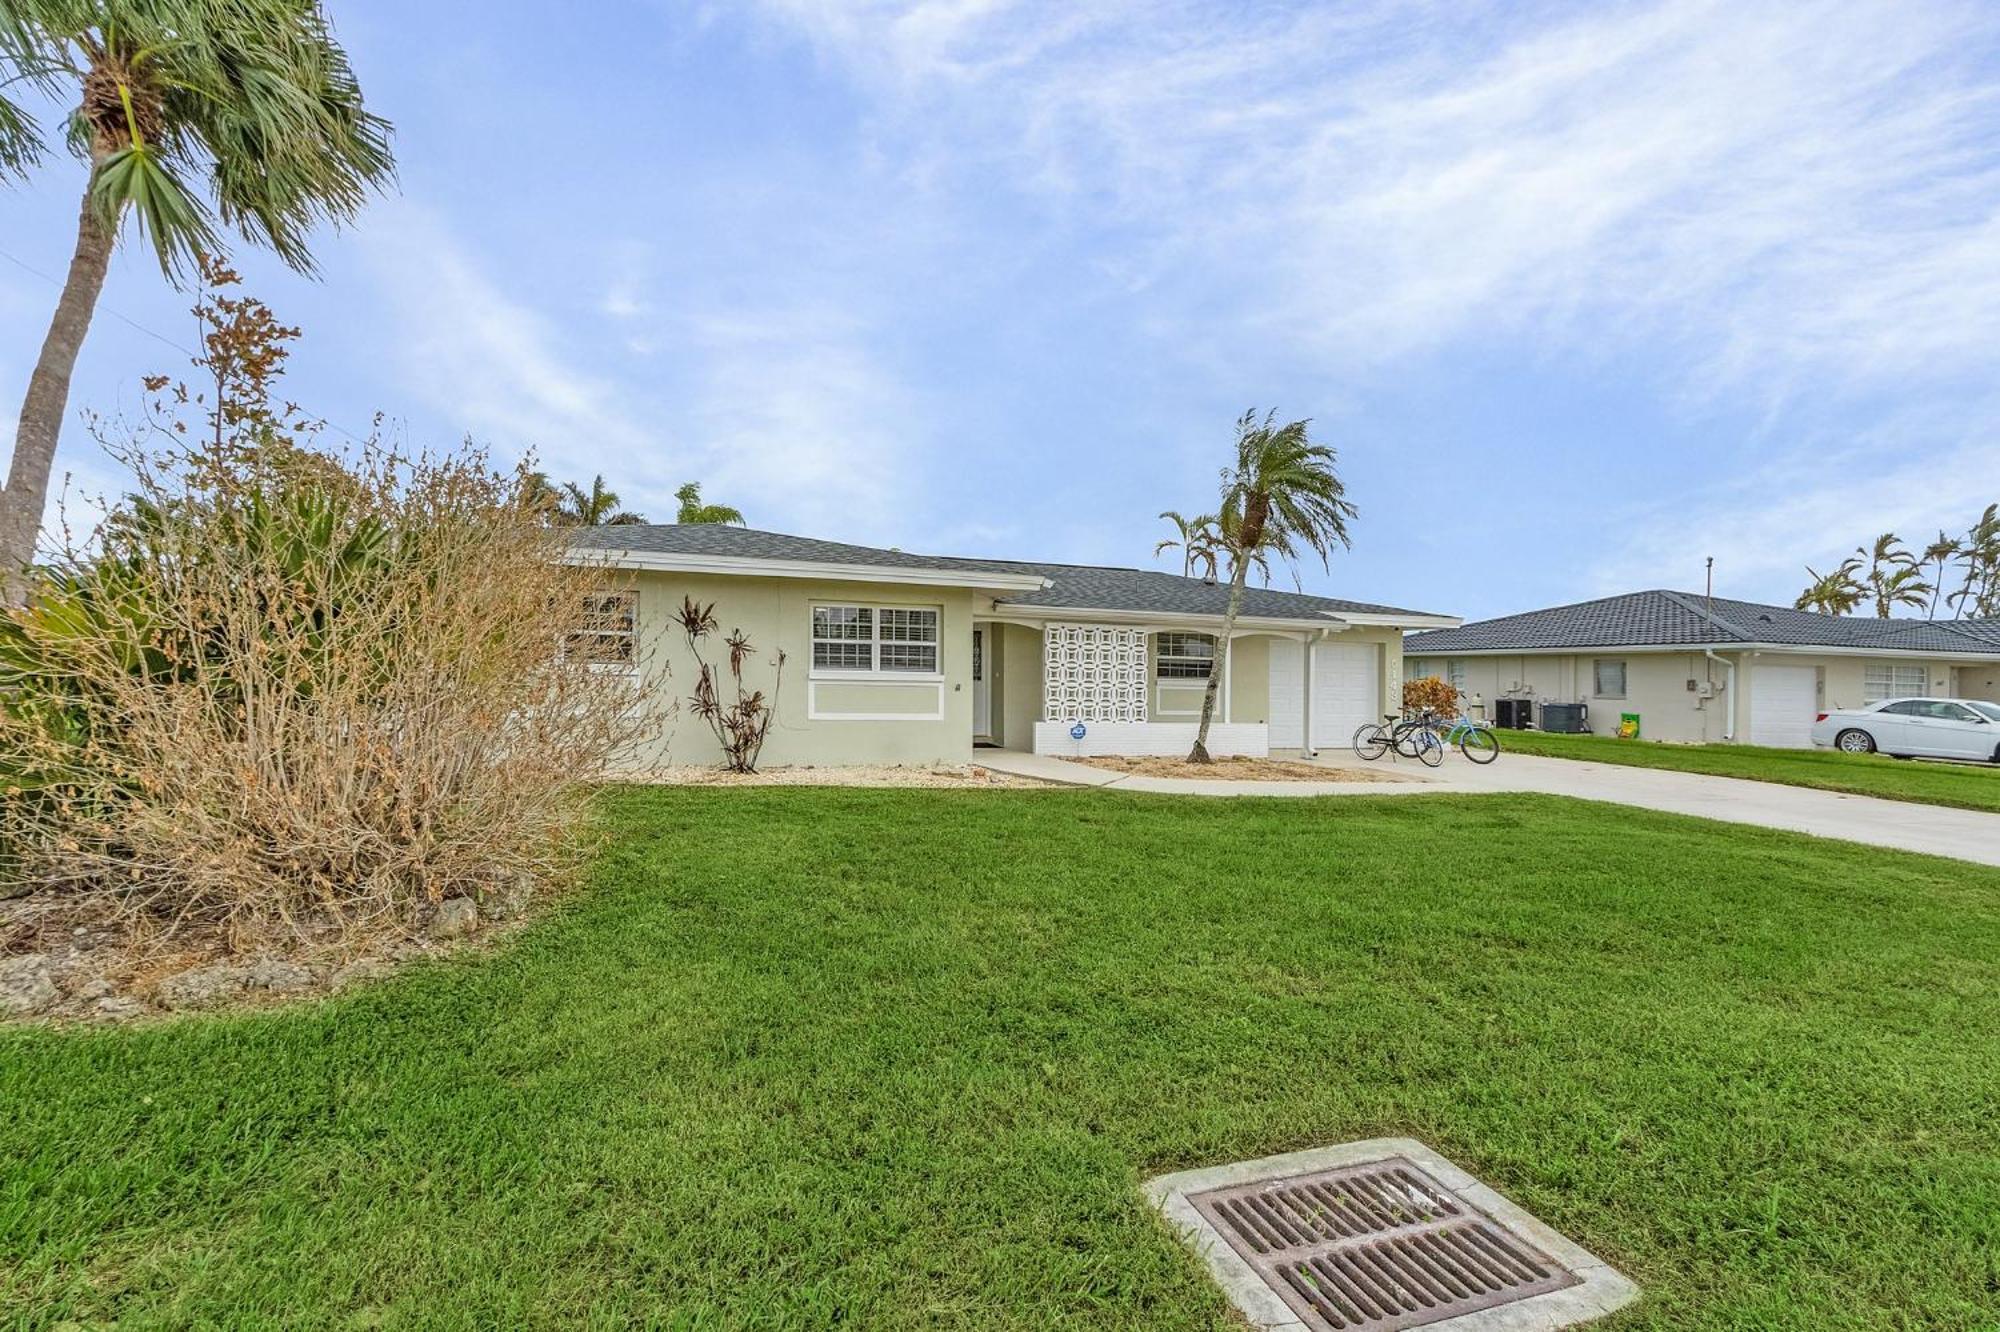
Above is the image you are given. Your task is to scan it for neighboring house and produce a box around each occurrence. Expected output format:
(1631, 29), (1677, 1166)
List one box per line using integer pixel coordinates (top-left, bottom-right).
(568, 524), (1456, 768)
(1405, 589), (2000, 747)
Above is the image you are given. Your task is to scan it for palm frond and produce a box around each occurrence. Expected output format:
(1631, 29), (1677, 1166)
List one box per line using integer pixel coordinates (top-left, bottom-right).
(89, 141), (218, 277)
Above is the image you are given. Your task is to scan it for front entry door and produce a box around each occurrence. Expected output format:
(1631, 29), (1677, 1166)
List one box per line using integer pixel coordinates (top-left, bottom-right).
(972, 628), (993, 738)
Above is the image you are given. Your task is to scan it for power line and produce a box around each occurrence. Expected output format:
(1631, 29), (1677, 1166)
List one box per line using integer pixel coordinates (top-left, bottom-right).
(0, 242), (196, 356)
(0, 241), (376, 449)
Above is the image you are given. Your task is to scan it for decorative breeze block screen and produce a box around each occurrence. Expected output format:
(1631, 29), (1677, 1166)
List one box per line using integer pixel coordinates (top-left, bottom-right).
(1043, 623), (1148, 723)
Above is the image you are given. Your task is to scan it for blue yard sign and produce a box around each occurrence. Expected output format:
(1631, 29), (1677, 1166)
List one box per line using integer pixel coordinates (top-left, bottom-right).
(1069, 722), (1087, 741)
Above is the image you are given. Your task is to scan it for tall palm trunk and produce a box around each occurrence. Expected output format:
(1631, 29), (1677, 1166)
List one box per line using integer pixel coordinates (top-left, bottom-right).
(1188, 557), (1247, 763)
(1, 187), (114, 603)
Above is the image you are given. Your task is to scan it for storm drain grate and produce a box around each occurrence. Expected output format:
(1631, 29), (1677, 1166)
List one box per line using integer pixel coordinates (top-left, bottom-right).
(1191, 1159), (1579, 1331)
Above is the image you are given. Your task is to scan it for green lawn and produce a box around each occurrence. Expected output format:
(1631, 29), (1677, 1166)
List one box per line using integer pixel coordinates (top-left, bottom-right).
(1496, 727), (2000, 812)
(4, 789), (1998, 1330)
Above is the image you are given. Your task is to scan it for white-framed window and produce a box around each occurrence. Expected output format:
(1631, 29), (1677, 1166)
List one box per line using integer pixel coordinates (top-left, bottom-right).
(1864, 662), (1927, 702)
(1592, 658), (1627, 698)
(1156, 632), (1215, 680)
(565, 589), (636, 667)
(811, 604), (940, 675)
(1446, 659), (1468, 693)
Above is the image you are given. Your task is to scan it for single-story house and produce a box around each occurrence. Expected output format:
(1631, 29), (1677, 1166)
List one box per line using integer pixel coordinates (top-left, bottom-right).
(1404, 589), (2000, 747)
(567, 524), (1456, 767)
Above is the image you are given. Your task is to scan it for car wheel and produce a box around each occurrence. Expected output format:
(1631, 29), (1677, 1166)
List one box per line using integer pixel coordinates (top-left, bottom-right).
(1834, 729), (1876, 754)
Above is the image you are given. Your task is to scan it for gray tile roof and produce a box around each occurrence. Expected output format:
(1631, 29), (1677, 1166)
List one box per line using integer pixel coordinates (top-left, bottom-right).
(569, 524), (1446, 623)
(1405, 589), (2000, 656)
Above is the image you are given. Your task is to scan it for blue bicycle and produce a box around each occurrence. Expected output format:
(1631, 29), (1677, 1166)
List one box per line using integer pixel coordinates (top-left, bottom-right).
(1442, 709), (1501, 763)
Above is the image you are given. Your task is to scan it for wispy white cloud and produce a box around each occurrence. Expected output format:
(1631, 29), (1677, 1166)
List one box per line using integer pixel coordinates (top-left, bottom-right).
(362, 202), (918, 534)
(361, 201), (658, 466)
(680, 306), (917, 538)
(756, 0), (2000, 386)
(1596, 394), (2000, 598)
(750, 0), (2000, 598)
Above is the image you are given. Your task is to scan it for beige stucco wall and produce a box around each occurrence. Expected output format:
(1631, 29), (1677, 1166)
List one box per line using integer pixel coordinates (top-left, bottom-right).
(1410, 647), (1998, 744)
(626, 571), (978, 769)
(989, 622), (1043, 749)
(1227, 635), (1272, 721)
(1955, 663), (2000, 702)
(1407, 649), (1737, 742)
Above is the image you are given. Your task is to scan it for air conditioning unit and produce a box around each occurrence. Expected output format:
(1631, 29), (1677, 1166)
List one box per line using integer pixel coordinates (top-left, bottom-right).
(1539, 702), (1590, 734)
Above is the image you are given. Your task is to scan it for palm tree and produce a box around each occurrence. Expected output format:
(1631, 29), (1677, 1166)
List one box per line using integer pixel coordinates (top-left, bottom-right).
(1794, 561), (1864, 615)
(1154, 509), (1221, 579)
(1854, 532), (1919, 618)
(519, 470), (563, 521)
(557, 475), (644, 526)
(0, 2), (394, 601)
(674, 482), (744, 526)
(1946, 505), (2000, 620)
(1871, 563), (1933, 619)
(1215, 506), (1277, 588)
(1188, 410), (1356, 763)
(1920, 532), (1960, 619)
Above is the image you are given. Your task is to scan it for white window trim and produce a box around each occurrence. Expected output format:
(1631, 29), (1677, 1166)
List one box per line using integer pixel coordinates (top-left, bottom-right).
(1155, 632), (1216, 681)
(1863, 662), (1926, 704)
(562, 588), (638, 674)
(809, 602), (945, 681)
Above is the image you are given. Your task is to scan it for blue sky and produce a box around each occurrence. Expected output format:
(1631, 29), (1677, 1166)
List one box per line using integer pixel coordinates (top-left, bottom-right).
(4, 0), (1999, 619)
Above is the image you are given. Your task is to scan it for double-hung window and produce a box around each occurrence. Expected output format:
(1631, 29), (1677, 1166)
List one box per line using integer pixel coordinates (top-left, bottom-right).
(812, 604), (940, 675)
(1863, 662), (1926, 703)
(1592, 658), (1627, 698)
(1156, 632), (1215, 680)
(566, 589), (636, 668)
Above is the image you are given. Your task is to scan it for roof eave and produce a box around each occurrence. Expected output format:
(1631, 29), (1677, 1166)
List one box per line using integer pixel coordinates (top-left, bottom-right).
(1403, 639), (2000, 660)
(989, 603), (1446, 633)
(567, 547), (1050, 592)
(1325, 611), (1462, 630)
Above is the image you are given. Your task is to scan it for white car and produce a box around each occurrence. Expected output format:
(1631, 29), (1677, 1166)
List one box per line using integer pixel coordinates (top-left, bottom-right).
(1811, 697), (2000, 761)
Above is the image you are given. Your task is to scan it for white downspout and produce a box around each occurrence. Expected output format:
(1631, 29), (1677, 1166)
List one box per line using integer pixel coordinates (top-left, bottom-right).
(1704, 648), (1736, 741)
(1303, 632), (1317, 756)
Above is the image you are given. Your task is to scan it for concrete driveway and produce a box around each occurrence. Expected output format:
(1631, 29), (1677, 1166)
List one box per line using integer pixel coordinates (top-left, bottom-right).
(1415, 751), (2000, 867)
(975, 749), (2000, 868)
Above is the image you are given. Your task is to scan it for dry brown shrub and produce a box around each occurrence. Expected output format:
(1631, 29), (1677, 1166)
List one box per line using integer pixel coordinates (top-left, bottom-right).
(0, 273), (661, 947)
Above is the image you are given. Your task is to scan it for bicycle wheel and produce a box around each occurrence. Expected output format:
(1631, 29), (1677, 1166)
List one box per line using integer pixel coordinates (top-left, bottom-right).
(1458, 725), (1500, 764)
(1352, 723), (1390, 760)
(1391, 721), (1423, 758)
(1415, 729), (1445, 767)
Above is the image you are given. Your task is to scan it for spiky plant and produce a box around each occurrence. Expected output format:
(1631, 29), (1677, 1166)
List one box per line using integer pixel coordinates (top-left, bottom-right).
(0, 0), (393, 600)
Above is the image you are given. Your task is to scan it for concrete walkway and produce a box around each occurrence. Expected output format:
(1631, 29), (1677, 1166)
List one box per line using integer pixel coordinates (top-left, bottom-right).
(974, 748), (2000, 868)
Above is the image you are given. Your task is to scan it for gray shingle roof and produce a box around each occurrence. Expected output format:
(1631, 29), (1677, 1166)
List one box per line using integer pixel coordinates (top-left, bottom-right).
(569, 524), (1446, 623)
(1405, 589), (2000, 656)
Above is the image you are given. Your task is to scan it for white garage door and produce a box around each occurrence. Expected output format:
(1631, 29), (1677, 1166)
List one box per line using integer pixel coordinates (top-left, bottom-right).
(1311, 642), (1380, 749)
(1750, 664), (1817, 748)
(1268, 640), (1305, 748)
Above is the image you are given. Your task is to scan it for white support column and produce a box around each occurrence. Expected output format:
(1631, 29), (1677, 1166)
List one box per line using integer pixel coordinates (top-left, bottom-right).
(1303, 636), (1317, 755)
